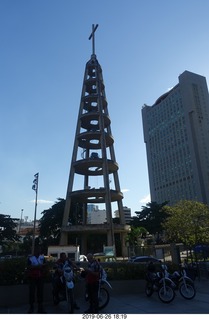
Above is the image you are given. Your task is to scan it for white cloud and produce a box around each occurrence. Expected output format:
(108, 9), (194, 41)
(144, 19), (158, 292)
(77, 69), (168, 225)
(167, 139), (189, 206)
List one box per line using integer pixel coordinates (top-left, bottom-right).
(139, 194), (150, 204)
(121, 188), (129, 193)
(30, 199), (54, 204)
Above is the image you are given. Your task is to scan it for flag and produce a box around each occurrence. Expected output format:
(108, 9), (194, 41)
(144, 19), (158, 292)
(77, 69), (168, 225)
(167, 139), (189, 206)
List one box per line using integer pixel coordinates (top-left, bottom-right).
(32, 173), (39, 192)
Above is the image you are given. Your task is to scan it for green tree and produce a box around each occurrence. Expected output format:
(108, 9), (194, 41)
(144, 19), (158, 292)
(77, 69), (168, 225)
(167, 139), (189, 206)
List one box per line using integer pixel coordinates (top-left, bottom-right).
(134, 201), (168, 243)
(0, 214), (19, 245)
(162, 200), (209, 246)
(20, 232), (40, 255)
(38, 198), (83, 250)
(125, 226), (148, 247)
(39, 198), (65, 245)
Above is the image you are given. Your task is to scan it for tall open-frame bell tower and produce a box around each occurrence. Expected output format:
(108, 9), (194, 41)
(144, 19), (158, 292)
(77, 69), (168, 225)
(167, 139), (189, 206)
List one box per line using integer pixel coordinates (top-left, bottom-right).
(60, 25), (129, 256)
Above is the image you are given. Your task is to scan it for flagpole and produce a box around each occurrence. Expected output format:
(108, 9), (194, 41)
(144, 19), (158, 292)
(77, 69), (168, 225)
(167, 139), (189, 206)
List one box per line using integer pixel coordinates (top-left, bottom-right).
(32, 173), (39, 255)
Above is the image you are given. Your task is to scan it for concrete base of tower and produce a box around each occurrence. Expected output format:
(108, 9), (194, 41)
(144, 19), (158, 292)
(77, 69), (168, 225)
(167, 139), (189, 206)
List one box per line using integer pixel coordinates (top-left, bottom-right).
(61, 223), (130, 234)
(60, 223), (130, 257)
(60, 224), (130, 257)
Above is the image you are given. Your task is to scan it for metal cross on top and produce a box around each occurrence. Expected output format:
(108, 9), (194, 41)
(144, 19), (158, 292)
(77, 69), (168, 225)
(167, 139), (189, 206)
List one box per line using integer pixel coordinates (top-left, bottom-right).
(89, 24), (99, 56)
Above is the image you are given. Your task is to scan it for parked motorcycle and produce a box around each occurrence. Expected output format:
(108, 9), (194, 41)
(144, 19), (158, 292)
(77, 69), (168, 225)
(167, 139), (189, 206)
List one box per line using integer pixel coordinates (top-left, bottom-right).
(164, 264), (196, 300)
(145, 264), (175, 303)
(81, 269), (112, 310)
(85, 278), (112, 310)
(52, 263), (77, 313)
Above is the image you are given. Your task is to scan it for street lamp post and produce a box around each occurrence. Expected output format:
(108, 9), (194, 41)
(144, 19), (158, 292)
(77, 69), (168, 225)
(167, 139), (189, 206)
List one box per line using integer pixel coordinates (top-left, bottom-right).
(32, 173), (39, 255)
(19, 209), (24, 233)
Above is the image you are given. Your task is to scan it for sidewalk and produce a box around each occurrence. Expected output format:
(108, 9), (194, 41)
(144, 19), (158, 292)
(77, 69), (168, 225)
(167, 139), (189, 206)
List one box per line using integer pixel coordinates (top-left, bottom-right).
(1, 279), (209, 314)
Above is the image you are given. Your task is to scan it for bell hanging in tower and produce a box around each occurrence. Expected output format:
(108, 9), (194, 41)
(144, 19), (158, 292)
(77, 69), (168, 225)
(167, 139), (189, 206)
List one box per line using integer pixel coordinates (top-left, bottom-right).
(60, 25), (129, 256)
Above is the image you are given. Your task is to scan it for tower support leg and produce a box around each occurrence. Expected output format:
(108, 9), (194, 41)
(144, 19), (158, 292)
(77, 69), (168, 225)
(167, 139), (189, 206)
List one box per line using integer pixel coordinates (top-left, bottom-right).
(60, 232), (68, 245)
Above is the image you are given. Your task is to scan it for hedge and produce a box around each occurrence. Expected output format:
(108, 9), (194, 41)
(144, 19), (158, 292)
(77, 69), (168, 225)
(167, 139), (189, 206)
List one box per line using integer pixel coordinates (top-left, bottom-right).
(0, 258), (179, 286)
(0, 258), (53, 285)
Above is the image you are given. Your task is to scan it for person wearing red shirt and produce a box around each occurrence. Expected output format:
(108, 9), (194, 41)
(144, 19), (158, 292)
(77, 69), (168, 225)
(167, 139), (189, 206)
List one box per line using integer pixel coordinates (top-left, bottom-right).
(84, 253), (101, 314)
(27, 247), (46, 313)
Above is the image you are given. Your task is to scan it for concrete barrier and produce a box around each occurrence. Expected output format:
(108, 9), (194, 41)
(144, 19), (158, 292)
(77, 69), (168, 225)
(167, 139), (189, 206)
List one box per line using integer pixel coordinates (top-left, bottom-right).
(0, 280), (146, 308)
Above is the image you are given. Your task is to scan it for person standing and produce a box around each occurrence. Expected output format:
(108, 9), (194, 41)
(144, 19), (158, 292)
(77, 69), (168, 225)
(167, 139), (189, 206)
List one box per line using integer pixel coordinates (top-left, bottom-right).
(27, 247), (46, 313)
(84, 253), (101, 314)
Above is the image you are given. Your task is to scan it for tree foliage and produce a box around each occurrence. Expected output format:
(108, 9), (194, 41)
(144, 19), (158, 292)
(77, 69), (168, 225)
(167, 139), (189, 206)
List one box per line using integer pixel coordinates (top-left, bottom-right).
(38, 198), (83, 246)
(134, 201), (168, 238)
(125, 226), (148, 247)
(39, 198), (65, 243)
(162, 200), (209, 246)
(0, 214), (19, 244)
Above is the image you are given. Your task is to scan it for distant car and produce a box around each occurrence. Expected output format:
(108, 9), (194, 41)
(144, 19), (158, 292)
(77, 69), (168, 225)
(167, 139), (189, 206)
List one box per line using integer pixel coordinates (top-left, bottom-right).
(128, 255), (160, 263)
(93, 254), (117, 262)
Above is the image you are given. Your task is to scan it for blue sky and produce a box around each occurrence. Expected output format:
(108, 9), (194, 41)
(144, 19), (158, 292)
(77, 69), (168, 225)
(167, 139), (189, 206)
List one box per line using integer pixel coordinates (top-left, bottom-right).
(1, 0), (209, 221)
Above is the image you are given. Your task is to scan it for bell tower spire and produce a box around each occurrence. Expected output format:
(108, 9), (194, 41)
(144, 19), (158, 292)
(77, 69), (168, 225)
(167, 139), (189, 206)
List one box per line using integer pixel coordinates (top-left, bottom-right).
(88, 24), (99, 56)
(60, 26), (129, 257)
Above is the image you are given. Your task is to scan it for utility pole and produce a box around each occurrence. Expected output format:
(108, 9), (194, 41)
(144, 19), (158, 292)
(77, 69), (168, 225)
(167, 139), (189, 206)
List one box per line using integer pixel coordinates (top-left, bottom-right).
(19, 208), (24, 233)
(32, 173), (39, 255)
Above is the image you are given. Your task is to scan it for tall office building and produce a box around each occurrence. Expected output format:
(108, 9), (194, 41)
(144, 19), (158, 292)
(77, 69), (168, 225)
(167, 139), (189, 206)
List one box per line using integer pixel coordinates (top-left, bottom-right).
(142, 71), (209, 206)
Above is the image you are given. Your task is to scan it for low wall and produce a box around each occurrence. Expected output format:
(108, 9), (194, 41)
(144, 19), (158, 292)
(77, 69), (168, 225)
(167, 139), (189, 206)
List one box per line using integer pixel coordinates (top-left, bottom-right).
(0, 280), (146, 308)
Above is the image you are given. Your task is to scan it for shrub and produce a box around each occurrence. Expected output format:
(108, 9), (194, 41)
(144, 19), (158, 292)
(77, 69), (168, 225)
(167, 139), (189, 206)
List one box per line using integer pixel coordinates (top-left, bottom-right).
(98, 262), (147, 280)
(0, 258), (27, 285)
(0, 258), (53, 286)
(0, 259), (180, 285)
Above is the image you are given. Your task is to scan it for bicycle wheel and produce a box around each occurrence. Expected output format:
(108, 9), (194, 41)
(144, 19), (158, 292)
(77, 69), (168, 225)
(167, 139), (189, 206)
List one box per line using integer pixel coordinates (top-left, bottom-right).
(158, 285), (175, 303)
(179, 282), (196, 300)
(98, 287), (110, 310)
(66, 288), (74, 313)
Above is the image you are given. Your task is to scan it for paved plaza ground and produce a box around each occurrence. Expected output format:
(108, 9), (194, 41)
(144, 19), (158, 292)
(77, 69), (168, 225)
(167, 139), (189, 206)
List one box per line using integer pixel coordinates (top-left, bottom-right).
(0, 279), (209, 314)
